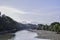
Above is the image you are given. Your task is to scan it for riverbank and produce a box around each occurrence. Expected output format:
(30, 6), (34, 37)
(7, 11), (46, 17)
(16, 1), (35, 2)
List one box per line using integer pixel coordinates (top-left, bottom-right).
(36, 30), (60, 40)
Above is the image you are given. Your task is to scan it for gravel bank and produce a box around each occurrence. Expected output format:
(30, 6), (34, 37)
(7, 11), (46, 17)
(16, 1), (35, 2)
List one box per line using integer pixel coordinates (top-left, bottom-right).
(36, 30), (60, 40)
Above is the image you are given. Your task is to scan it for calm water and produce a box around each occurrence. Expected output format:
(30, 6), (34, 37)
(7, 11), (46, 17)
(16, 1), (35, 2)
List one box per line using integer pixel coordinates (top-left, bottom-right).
(0, 30), (50, 40)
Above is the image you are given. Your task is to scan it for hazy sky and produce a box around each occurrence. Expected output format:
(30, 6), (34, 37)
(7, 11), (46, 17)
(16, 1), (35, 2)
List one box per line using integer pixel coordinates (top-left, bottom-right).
(0, 0), (60, 24)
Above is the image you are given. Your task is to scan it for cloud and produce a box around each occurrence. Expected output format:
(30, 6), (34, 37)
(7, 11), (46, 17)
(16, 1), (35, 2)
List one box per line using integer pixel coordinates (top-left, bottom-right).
(0, 6), (26, 14)
(19, 7), (60, 24)
(0, 6), (29, 23)
(0, 6), (59, 24)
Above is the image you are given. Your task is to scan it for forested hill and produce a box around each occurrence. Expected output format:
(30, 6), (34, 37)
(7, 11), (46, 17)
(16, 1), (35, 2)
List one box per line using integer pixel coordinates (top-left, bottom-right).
(0, 13), (37, 34)
(0, 14), (18, 33)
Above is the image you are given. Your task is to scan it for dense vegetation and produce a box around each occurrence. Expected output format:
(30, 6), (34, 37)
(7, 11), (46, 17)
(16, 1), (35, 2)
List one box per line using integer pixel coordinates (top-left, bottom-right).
(0, 13), (18, 33)
(0, 12), (60, 34)
(37, 22), (60, 34)
(0, 12), (37, 34)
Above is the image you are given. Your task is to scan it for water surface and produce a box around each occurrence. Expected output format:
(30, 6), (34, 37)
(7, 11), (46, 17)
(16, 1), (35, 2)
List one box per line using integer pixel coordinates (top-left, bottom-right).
(0, 30), (50, 40)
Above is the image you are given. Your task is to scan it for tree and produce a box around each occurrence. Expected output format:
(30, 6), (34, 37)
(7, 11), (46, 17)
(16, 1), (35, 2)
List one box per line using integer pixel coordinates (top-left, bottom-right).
(0, 14), (18, 33)
(37, 24), (45, 30)
(44, 24), (49, 30)
(50, 22), (60, 33)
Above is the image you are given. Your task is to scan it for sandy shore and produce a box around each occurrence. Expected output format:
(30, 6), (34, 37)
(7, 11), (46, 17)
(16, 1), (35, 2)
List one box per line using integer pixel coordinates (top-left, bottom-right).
(36, 30), (60, 40)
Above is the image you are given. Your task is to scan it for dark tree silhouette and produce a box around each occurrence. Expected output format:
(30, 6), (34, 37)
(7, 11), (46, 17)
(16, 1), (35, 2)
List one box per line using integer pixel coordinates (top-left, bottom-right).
(0, 13), (18, 33)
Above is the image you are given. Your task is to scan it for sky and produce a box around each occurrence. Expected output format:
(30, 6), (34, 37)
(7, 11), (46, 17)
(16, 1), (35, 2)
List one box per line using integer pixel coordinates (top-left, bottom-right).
(0, 0), (60, 24)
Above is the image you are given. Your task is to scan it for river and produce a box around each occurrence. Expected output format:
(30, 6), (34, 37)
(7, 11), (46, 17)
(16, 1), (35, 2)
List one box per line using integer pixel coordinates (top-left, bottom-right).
(0, 30), (50, 40)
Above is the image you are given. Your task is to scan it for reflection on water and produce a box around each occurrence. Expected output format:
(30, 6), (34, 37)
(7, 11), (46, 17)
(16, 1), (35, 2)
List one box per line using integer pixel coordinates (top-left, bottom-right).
(0, 30), (50, 40)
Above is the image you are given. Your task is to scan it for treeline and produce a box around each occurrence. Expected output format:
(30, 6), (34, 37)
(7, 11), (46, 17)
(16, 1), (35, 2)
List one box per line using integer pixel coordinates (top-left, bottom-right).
(0, 12), (37, 34)
(0, 13), (18, 33)
(37, 22), (60, 34)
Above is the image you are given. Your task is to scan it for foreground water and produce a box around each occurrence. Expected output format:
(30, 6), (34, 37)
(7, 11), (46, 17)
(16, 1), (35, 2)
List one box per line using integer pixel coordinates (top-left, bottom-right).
(0, 30), (50, 40)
